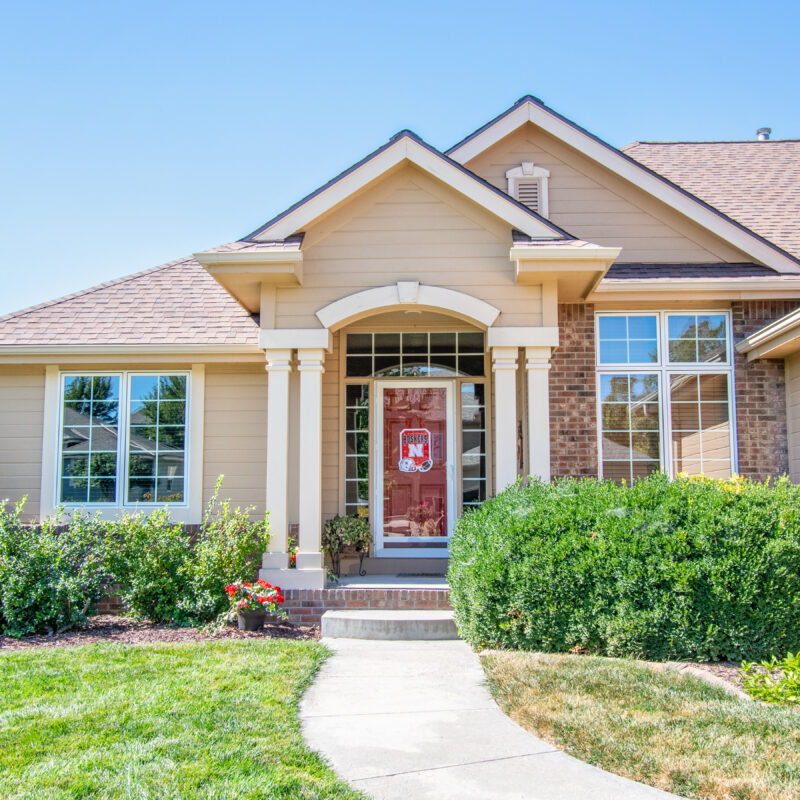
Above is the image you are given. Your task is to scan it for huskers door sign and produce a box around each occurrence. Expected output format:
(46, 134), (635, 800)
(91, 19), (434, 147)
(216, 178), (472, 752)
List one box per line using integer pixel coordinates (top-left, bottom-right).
(398, 428), (433, 472)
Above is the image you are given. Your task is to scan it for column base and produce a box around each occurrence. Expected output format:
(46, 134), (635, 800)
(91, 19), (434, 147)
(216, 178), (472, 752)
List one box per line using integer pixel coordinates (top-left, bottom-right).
(262, 551), (289, 570)
(259, 567), (326, 590)
(295, 551), (324, 570)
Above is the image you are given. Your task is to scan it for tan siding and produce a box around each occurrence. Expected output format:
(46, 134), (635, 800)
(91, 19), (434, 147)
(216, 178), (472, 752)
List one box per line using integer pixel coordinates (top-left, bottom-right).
(0, 367), (44, 520)
(275, 165), (543, 329)
(786, 354), (800, 482)
(464, 124), (753, 264)
(203, 367), (267, 515)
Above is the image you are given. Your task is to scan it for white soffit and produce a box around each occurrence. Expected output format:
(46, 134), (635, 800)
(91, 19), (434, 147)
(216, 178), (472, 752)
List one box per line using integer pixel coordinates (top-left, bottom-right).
(251, 135), (564, 242)
(448, 99), (800, 275)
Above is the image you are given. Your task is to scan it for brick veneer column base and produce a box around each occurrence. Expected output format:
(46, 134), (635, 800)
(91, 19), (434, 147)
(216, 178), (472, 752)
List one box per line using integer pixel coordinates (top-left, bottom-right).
(282, 588), (452, 626)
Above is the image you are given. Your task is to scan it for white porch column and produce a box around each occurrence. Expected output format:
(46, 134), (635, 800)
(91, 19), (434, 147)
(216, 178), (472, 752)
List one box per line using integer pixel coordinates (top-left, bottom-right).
(491, 346), (519, 492)
(525, 346), (553, 481)
(263, 348), (292, 569)
(295, 347), (326, 584)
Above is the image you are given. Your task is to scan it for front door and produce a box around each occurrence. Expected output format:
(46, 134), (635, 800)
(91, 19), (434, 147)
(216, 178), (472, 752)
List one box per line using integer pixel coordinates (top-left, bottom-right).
(374, 380), (455, 558)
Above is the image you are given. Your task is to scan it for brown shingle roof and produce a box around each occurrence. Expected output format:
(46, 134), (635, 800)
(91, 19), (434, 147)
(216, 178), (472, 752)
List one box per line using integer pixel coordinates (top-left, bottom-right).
(622, 140), (800, 259)
(0, 256), (260, 346)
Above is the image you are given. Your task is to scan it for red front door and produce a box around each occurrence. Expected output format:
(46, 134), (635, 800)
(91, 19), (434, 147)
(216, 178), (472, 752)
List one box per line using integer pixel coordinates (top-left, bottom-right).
(379, 383), (452, 553)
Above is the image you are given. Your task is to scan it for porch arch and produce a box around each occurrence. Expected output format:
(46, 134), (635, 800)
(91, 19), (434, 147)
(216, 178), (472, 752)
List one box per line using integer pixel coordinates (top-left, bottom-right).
(315, 281), (501, 331)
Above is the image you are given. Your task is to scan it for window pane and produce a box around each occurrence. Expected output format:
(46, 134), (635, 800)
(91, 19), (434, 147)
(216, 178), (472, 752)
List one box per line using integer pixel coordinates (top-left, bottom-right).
(346, 356), (373, 377)
(402, 332), (428, 355)
(127, 374), (188, 504)
(59, 375), (120, 504)
(345, 384), (369, 408)
(458, 332), (485, 353)
(374, 333), (400, 354)
(157, 478), (184, 503)
(430, 332), (456, 353)
(668, 314), (728, 364)
(670, 373), (731, 477)
(346, 333), (372, 355)
(598, 315), (658, 364)
(461, 385), (487, 508)
(600, 373), (660, 482)
(457, 354), (485, 376)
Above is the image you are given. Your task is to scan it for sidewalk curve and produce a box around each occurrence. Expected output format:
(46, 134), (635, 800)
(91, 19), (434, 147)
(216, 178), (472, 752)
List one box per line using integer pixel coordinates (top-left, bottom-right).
(300, 638), (683, 800)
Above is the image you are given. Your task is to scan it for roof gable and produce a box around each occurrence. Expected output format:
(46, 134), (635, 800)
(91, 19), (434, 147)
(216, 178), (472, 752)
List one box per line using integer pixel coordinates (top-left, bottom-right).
(246, 130), (570, 242)
(447, 97), (800, 273)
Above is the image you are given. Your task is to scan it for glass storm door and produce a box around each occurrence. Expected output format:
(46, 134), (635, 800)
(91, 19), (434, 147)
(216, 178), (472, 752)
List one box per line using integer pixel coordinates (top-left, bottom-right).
(374, 381), (455, 558)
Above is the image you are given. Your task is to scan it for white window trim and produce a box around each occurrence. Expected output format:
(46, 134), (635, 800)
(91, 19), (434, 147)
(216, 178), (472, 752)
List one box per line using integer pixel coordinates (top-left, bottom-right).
(506, 162), (550, 218)
(40, 365), (205, 523)
(594, 311), (738, 480)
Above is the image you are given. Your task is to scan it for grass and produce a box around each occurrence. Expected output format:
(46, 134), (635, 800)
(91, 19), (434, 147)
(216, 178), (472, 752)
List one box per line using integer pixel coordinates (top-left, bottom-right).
(482, 651), (800, 800)
(0, 640), (363, 800)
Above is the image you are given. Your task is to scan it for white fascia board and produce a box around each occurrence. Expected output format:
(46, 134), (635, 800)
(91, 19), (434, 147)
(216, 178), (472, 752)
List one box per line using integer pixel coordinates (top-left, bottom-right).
(253, 137), (559, 242)
(510, 245), (622, 263)
(259, 328), (332, 351)
(487, 326), (559, 348)
(451, 101), (800, 274)
(194, 251), (303, 266)
(736, 307), (800, 356)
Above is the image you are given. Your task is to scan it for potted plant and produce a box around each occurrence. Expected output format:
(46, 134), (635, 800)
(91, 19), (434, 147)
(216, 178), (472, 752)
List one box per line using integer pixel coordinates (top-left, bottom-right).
(224, 579), (286, 631)
(322, 515), (372, 577)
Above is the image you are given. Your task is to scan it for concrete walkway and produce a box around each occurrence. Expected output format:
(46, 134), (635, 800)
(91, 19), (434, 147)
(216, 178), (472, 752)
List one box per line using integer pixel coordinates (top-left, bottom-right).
(300, 638), (683, 800)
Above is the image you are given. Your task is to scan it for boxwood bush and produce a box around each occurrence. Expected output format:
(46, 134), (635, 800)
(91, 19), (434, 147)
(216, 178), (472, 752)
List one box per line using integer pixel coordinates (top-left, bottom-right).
(448, 474), (800, 662)
(0, 501), (109, 636)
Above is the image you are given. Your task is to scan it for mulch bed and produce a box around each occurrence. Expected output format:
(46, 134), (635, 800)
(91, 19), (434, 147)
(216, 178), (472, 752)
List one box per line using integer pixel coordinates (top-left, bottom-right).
(0, 615), (319, 651)
(693, 661), (745, 689)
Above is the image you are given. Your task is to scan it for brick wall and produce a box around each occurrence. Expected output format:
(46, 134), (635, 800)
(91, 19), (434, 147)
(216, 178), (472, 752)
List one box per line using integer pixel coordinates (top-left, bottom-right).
(550, 303), (599, 478)
(732, 300), (800, 480)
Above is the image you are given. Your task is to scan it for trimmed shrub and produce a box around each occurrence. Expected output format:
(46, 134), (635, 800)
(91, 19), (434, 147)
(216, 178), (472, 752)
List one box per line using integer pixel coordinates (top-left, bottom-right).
(106, 480), (270, 624)
(448, 474), (800, 662)
(0, 501), (108, 636)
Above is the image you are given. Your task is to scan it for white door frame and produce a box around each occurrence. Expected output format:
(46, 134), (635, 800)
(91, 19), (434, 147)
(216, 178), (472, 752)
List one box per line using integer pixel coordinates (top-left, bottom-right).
(373, 380), (456, 558)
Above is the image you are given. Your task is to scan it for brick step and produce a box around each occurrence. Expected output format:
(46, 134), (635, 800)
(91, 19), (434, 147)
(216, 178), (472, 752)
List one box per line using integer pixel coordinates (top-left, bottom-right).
(321, 609), (458, 640)
(283, 587), (451, 626)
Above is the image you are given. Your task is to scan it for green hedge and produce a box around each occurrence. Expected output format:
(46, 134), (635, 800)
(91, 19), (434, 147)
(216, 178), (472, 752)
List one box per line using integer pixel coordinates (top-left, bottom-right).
(448, 474), (800, 662)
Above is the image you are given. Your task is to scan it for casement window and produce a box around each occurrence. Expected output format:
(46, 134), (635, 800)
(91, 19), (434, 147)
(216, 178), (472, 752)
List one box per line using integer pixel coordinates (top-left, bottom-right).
(58, 372), (190, 507)
(595, 312), (735, 482)
(506, 162), (550, 217)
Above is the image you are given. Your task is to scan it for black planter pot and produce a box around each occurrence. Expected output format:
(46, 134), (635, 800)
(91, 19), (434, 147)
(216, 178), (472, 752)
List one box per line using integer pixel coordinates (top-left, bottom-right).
(237, 610), (266, 631)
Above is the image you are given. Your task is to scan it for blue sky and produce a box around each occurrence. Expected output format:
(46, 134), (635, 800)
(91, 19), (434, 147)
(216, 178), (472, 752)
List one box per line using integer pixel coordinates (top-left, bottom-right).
(1, 0), (798, 315)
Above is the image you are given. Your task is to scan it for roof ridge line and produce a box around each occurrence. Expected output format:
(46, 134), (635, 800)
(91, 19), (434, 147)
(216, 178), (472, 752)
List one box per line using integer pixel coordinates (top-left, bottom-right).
(0, 254), (197, 325)
(625, 139), (800, 146)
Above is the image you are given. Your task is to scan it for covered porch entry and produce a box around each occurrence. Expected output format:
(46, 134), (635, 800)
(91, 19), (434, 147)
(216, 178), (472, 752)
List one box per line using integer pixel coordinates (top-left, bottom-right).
(258, 281), (558, 590)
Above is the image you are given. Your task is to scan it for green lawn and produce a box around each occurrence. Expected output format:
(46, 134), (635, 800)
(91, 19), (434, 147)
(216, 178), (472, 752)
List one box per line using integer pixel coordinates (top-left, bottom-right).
(0, 640), (363, 800)
(483, 651), (800, 800)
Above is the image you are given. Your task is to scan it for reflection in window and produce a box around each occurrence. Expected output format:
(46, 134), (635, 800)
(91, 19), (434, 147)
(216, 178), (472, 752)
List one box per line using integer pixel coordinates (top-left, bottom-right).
(599, 374), (661, 483)
(597, 315), (658, 364)
(461, 383), (486, 509)
(60, 375), (120, 503)
(668, 314), (728, 363)
(127, 375), (187, 503)
(670, 374), (731, 477)
(345, 332), (485, 377)
(344, 384), (369, 518)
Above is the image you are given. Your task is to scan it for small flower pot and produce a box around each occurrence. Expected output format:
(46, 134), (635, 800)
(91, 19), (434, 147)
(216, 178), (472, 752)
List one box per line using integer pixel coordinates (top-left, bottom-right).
(237, 610), (266, 632)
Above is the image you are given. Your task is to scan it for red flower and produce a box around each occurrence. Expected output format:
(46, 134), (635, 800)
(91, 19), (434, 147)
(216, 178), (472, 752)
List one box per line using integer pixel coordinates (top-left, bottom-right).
(243, 582), (252, 588)
(275, 594), (285, 603)
(274, 586), (282, 593)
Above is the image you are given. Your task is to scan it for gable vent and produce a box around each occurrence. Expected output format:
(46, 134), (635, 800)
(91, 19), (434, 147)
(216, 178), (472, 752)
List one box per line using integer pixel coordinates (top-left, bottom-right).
(516, 180), (541, 212)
